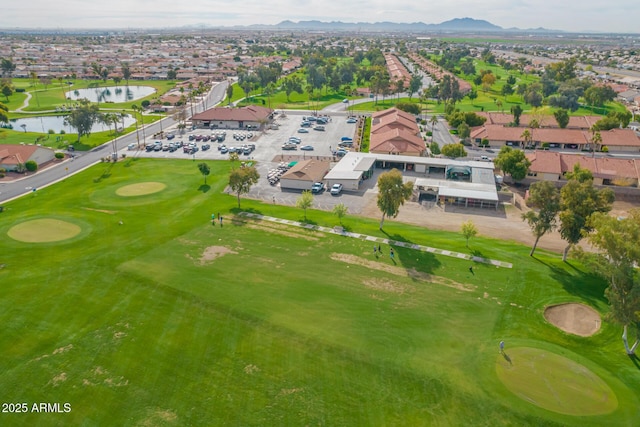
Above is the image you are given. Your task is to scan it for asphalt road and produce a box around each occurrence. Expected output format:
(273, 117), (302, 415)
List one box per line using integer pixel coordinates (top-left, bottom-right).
(0, 81), (229, 204)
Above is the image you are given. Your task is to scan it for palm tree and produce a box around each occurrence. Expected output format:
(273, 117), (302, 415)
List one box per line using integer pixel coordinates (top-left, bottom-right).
(590, 129), (602, 156)
(100, 113), (119, 158)
(521, 129), (532, 149)
(430, 114), (438, 133)
(132, 104), (146, 146)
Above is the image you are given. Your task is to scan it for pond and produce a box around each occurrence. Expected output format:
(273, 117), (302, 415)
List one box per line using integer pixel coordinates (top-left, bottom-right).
(66, 85), (156, 103)
(8, 115), (137, 134)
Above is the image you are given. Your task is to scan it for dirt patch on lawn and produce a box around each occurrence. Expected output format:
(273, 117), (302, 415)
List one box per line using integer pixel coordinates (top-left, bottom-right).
(363, 278), (410, 294)
(81, 207), (117, 215)
(198, 246), (238, 264)
(237, 218), (322, 241)
(544, 303), (601, 337)
(331, 253), (474, 292)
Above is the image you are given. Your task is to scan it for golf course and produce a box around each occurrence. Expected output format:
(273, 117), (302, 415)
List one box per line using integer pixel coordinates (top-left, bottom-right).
(1, 158), (639, 426)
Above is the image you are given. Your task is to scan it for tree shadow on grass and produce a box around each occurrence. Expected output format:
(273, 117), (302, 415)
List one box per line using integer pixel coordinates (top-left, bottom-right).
(628, 354), (640, 370)
(198, 184), (211, 193)
(228, 207), (263, 227)
(93, 164), (113, 183)
(381, 230), (441, 275)
(471, 249), (486, 264)
(543, 259), (608, 306)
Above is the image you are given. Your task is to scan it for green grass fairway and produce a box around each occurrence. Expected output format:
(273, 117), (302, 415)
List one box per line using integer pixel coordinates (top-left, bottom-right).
(0, 158), (639, 426)
(115, 181), (166, 197)
(496, 346), (617, 415)
(7, 218), (81, 242)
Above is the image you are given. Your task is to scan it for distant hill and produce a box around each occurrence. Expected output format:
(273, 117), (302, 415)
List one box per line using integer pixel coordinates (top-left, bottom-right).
(264, 17), (511, 32)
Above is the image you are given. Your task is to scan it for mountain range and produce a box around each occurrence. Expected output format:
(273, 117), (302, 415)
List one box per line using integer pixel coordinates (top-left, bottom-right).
(243, 17), (556, 33)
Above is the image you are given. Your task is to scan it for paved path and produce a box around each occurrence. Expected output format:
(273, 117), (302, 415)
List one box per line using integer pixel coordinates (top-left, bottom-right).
(238, 212), (513, 268)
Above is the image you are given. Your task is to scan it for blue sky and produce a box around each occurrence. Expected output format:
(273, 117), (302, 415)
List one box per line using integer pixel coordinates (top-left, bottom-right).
(2, 0), (635, 33)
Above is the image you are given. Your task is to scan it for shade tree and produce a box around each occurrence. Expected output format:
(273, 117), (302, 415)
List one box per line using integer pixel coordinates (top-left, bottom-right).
(522, 181), (561, 256)
(376, 169), (414, 230)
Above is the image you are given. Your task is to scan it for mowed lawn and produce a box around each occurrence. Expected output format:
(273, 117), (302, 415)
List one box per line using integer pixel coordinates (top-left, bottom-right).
(0, 159), (639, 426)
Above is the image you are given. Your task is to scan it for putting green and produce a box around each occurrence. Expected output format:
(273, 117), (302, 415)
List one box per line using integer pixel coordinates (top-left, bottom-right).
(496, 346), (617, 415)
(7, 218), (81, 243)
(116, 182), (166, 197)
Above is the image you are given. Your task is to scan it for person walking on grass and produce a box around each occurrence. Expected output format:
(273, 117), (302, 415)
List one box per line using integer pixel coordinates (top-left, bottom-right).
(390, 247), (395, 260)
(499, 341), (505, 353)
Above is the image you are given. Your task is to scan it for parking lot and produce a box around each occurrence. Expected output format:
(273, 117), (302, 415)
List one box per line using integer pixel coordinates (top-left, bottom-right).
(124, 111), (372, 211)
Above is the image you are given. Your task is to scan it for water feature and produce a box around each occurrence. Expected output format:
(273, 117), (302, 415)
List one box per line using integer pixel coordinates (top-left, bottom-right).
(8, 115), (137, 134)
(66, 85), (155, 103)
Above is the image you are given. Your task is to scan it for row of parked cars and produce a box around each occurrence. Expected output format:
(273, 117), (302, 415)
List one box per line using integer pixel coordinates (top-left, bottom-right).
(311, 182), (343, 195)
(219, 143), (255, 155)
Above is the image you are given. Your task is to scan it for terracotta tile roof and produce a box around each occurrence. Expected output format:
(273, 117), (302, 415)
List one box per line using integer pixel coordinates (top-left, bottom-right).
(527, 150), (640, 180)
(471, 124), (640, 147)
(526, 150), (562, 174)
(371, 108), (417, 132)
(477, 112), (600, 129)
(369, 108), (425, 155)
(370, 128), (425, 154)
(599, 128), (640, 147)
(0, 144), (39, 165)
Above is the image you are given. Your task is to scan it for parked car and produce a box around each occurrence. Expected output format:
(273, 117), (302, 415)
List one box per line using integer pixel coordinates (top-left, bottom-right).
(188, 134), (195, 141)
(341, 136), (353, 142)
(166, 134), (175, 140)
(311, 182), (324, 193)
(338, 141), (353, 148)
(282, 143), (297, 150)
(288, 136), (302, 144)
(300, 145), (314, 151)
(220, 146), (228, 154)
(300, 121), (311, 127)
(202, 144), (211, 151)
(330, 183), (343, 195)
(334, 149), (348, 157)
(346, 118), (357, 124)
(316, 117), (328, 124)
(313, 125), (325, 131)
(298, 128), (309, 133)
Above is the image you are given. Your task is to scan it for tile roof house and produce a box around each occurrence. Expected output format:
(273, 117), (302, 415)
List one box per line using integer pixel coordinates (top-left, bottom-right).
(191, 105), (274, 130)
(0, 144), (56, 172)
(526, 150), (640, 186)
(369, 108), (426, 156)
(478, 112), (601, 130)
(471, 123), (640, 152)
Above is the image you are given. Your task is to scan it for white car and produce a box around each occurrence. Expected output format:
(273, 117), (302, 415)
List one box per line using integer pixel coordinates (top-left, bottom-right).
(297, 128), (309, 133)
(330, 183), (343, 195)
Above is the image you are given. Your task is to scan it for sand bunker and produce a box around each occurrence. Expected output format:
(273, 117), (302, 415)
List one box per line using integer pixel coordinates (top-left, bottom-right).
(544, 303), (601, 337)
(116, 182), (166, 197)
(8, 218), (81, 243)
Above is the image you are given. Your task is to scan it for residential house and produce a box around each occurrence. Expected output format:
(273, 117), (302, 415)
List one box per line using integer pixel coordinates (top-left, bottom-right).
(369, 108), (426, 156)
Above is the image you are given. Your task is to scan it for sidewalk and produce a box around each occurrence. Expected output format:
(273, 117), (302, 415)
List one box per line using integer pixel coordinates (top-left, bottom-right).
(238, 212), (513, 268)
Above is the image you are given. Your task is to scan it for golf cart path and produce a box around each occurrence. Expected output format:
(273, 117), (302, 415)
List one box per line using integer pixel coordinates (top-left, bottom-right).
(239, 212), (513, 268)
